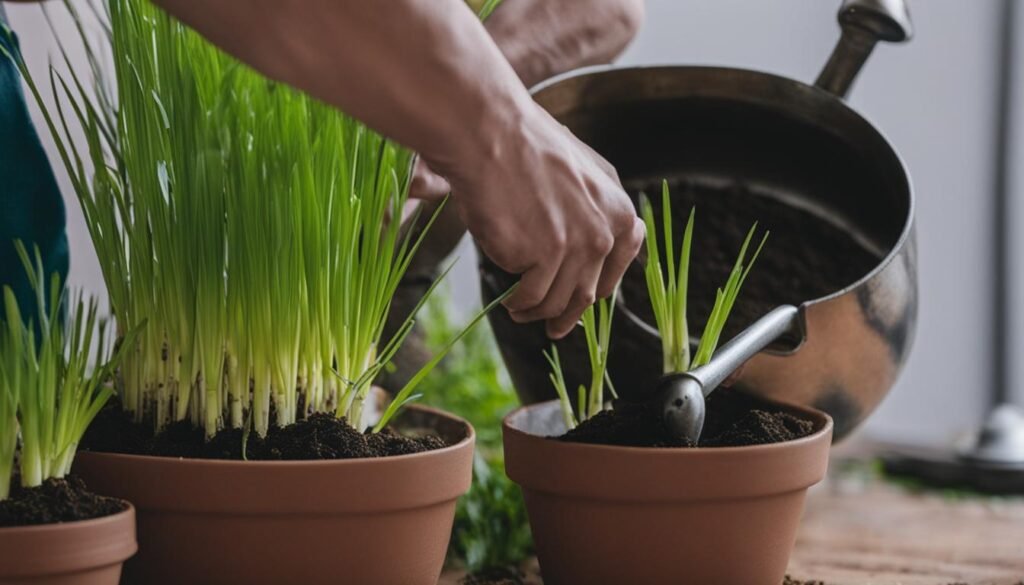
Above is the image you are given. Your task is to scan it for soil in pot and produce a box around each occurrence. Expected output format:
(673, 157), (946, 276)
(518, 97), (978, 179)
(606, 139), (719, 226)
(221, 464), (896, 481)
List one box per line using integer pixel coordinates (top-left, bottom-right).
(622, 178), (880, 340)
(81, 401), (447, 460)
(0, 475), (126, 527)
(559, 390), (815, 447)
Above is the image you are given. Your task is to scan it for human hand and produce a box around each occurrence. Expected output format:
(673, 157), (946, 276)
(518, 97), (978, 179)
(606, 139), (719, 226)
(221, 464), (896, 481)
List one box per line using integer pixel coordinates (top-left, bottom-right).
(446, 103), (644, 339)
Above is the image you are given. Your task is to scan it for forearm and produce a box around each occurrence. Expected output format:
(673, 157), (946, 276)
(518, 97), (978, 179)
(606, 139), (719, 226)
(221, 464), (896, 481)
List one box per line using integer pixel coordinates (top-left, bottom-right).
(154, 0), (533, 177)
(486, 0), (645, 87)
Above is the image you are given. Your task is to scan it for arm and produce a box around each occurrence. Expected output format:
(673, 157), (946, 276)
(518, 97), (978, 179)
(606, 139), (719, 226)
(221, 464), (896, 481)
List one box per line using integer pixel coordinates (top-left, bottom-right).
(155, 0), (526, 178)
(486, 0), (645, 88)
(411, 0), (645, 194)
(154, 0), (644, 339)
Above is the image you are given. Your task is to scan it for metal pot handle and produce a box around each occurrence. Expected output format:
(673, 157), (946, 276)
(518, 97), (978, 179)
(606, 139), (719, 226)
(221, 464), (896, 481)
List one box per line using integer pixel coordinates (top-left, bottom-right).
(815, 0), (913, 98)
(686, 306), (801, 395)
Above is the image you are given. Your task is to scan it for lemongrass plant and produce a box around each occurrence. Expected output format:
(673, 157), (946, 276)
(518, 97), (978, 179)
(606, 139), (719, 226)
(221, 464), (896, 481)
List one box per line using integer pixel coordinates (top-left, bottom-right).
(642, 180), (767, 374)
(543, 295), (617, 430)
(3, 0), (504, 440)
(0, 243), (138, 499)
(546, 180), (766, 428)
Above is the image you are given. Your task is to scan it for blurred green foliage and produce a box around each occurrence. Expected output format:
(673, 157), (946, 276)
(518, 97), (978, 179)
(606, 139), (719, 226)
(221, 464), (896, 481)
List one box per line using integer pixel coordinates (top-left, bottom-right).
(417, 288), (533, 571)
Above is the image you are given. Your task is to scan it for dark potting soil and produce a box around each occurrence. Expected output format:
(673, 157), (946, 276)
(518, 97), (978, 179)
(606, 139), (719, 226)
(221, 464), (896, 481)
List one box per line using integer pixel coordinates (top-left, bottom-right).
(80, 402), (447, 460)
(559, 390), (815, 448)
(0, 476), (126, 527)
(624, 179), (880, 340)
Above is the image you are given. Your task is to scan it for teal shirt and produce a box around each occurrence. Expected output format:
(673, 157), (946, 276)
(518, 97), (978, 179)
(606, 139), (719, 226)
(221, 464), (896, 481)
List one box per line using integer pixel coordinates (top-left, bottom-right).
(0, 9), (69, 316)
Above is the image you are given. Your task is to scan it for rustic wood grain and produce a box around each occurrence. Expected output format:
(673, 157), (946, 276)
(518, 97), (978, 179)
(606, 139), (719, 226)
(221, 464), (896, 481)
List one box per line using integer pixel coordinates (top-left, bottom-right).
(787, 476), (1024, 585)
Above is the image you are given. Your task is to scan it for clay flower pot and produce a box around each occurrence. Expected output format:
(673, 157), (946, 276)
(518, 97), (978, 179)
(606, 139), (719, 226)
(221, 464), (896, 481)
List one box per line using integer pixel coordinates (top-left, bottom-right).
(74, 405), (473, 585)
(503, 399), (833, 585)
(0, 503), (136, 585)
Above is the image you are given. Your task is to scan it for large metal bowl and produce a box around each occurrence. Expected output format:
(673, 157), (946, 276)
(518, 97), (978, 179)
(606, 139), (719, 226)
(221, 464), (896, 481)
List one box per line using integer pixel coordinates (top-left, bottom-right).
(481, 0), (916, 439)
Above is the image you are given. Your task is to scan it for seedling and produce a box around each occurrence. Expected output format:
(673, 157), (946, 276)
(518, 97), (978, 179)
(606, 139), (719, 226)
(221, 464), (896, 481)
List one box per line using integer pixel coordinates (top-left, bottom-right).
(544, 294), (617, 429)
(642, 180), (767, 375)
(546, 180), (766, 431)
(0, 243), (138, 500)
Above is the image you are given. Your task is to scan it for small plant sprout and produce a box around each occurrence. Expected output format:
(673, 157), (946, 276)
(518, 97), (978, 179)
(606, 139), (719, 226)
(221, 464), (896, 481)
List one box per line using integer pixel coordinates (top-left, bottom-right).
(544, 180), (766, 432)
(640, 180), (767, 376)
(544, 294), (617, 429)
(0, 243), (139, 499)
(4, 0), (505, 440)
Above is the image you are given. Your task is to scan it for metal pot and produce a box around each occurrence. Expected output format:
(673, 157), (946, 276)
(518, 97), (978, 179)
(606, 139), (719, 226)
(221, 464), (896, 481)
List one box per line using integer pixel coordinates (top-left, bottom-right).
(481, 0), (916, 439)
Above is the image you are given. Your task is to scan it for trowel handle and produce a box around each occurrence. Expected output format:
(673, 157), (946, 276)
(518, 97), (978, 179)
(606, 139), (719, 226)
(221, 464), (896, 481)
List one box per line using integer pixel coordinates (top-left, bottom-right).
(688, 306), (800, 397)
(815, 0), (913, 98)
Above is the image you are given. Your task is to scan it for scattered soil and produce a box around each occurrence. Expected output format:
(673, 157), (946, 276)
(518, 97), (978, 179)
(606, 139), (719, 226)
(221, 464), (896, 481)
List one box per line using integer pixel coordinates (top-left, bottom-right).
(559, 390), (815, 448)
(623, 179), (880, 340)
(81, 401), (447, 460)
(461, 567), (528, 585)
(460, 570), (822, 585)
(0, 476), (126, 527)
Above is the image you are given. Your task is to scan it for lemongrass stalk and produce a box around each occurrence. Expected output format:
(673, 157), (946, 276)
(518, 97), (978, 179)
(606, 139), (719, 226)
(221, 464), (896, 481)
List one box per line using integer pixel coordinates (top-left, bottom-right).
(0, 290), (23, 500)
(545, 294), (616, 428)
(543, 346), (579, 430)
(582, 294), (616, 419)
(2, 243), (140, 488)
(640, 180), (767, 375)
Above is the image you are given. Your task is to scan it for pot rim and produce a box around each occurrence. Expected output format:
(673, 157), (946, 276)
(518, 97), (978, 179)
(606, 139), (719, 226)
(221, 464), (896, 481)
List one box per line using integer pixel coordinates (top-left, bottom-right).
(503, 398), (834, 501)
(0, 501), (137, 577)
(530, 63), (915, 311)
(74, 404), (476, 514)
(504, 397), (832, 456)
(0, 499), (135, 535)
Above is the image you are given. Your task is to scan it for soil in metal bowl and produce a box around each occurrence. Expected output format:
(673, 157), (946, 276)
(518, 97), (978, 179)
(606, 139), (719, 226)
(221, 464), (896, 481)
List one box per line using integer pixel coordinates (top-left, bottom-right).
(0, 475), (126, 527)
(80, 401), (447, 460)
(559, 390), (815, 448)
(623, 178), (881, 340)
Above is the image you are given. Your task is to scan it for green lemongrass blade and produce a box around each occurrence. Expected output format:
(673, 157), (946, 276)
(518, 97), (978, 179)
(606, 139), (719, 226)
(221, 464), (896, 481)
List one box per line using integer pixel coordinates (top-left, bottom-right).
(661, 182), (676, 301)
(692, 225), (768, 368)
(0, 286), (23, 499)
(604, 371), (619, 399)
(373, 285), (516, 432)
(576, 385), (586, 423)
(543, 345), (577, 429)
(677, 207), (695, 370)
(476, 0), (504, 19)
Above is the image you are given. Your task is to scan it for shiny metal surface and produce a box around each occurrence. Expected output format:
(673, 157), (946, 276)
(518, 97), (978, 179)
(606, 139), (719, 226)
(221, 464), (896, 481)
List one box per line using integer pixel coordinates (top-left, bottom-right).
(482, 0), (915, 440)
(660, 306), (801, 442)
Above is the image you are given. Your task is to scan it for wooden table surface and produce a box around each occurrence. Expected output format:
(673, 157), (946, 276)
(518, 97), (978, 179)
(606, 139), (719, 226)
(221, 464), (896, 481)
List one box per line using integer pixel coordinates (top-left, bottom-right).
(441, 443), (1024, 585)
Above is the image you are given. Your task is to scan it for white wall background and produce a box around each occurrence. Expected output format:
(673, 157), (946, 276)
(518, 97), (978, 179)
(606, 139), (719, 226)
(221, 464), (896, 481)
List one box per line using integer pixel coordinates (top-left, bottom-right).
(6, 0), (1018, 445)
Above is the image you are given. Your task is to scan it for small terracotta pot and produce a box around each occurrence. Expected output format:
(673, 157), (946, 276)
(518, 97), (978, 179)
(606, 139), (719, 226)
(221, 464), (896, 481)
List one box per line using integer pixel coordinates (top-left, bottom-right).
(0, 503), (136, 585)
(504, 399), (833, 585)
(74, 405), (473, 585)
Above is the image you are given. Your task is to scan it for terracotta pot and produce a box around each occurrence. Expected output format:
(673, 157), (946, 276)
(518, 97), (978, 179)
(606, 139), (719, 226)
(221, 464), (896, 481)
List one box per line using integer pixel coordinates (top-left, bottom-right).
(74, 405), (473, 585)
(503, 399), (833, 585)
(0, 503), (136, 585)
